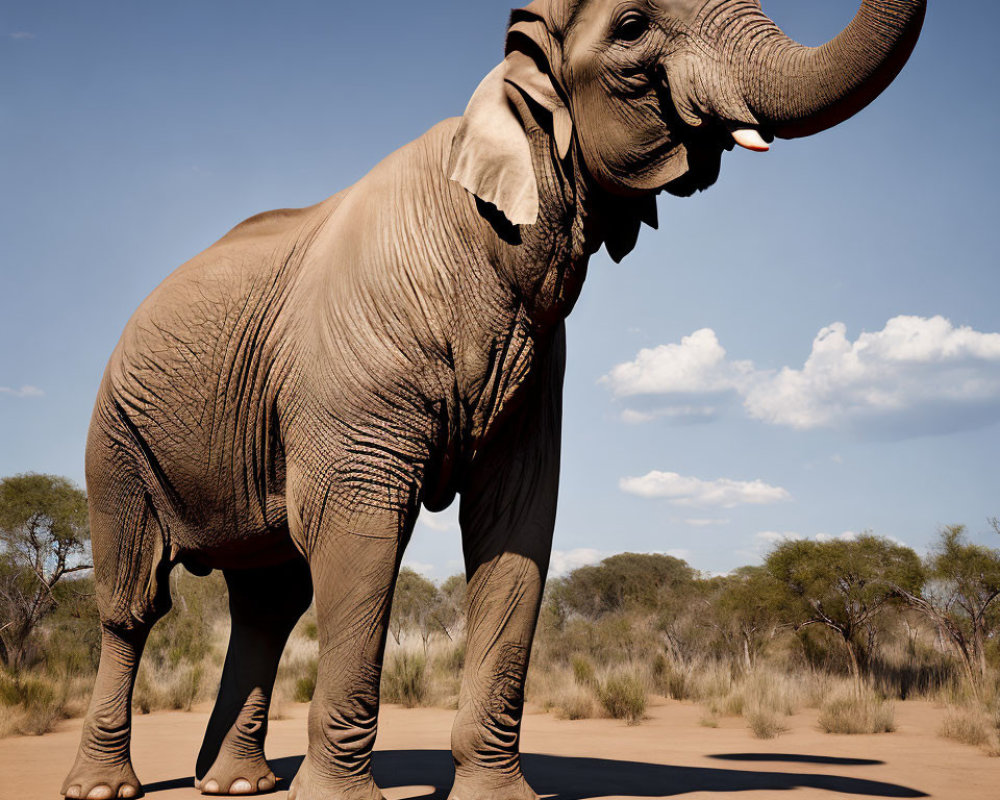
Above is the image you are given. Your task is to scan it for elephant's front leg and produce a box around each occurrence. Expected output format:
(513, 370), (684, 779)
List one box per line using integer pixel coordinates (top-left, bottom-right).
(288, 475), (415, 800)
(450, 331), (564, 800)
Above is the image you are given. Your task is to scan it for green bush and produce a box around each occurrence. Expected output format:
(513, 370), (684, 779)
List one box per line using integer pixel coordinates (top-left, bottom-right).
(0, 670), (67, 736)
(597, 672), (647, 725)
(294, 659), (319, 703)
(571, 656), (596, 687)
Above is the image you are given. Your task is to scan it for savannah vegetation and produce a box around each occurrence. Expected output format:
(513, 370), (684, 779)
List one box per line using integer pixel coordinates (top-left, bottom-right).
(3, 472), (999, 756)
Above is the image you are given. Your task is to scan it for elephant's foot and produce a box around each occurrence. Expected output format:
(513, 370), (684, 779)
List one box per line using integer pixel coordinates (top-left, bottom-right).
(62, 756), (142, 799)
(196, 688), (276, 795)
(195, 750), (275, 795)
(287, 764), (384, 800)
(448, 771), (539, 800)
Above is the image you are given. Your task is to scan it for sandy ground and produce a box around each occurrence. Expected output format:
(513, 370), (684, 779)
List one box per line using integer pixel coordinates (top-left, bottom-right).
(1, 699), (995, 799)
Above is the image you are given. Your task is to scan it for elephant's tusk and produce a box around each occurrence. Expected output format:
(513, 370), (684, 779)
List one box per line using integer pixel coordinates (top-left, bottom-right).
(731, 128), (770, 152)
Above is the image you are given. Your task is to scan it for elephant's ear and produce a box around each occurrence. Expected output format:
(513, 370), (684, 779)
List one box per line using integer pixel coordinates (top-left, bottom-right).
(448, 7), (571, 227)
(504, 16), (573, 161)
(448, 62), (539, 227)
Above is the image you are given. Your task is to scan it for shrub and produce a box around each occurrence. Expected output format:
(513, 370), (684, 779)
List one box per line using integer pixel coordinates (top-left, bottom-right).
(746, 708), (787, 739)
(651, 654), (689, 700)
(293, 658), (318, 703)
(382, 651), (427, 708)
(597, 671), (647, 725)
(818, 688), (895, 734)
(424, 638), (465, 709)
(571, 656), (596, 687)
(556, 684), (600, 721)
(134, 660), (205, 713)
(0, 670), (67, 736)
(939, 708), (993, 749)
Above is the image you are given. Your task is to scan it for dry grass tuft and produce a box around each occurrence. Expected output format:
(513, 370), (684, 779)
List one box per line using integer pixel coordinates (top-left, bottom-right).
(745, 708), (787, 739)
(938, 704), (1000, 756)
(0, 670), (72, 737)
(818, 686), (895, 734)
(596, 670), (647, 725)
(381, 649), (427, 708)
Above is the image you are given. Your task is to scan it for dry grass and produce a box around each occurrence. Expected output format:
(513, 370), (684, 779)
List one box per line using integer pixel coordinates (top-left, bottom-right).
(0, 670), (75, 737)
(818, 686), (895, 734)
(938, 704), (1000, 756)
(746, 708), (787, 739)
(596, 669), (648, 725)
(134, 660), (207, 714)
(382, 649), (428, 708)
(275, 625), (319, 710)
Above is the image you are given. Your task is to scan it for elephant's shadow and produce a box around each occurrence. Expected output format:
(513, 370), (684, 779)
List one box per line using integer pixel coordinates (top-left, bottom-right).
(247, 750), (925, 799)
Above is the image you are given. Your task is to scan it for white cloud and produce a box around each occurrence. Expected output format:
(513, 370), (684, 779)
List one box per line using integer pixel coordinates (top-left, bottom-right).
(417, 507), (458, 532)
(744, 316), (1000, 432)
(620, 471), (791, 508)
(621, 406), (717, 424)
(606, 316), (1000, 437)
(9, 32), (35, 40)
(0, 385), (44, 398)
(601, 329), (753, 398)
(549, 548), (607, 576)
(683, 518), (731, 527)
(756, 530), (859, 550)
(815, 531), (859, 543)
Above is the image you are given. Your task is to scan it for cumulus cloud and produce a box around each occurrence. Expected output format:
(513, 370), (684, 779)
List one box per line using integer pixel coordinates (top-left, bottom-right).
(417, 507), (458, 532)
(601, 329), (754, 398)
(549, 548), (607, 576)
(0, 385), (44, 398)
(620, 471), (790, 508)
(606, 316), (1000, 437)
(621, 406), (718, 425)
(744, 316), (1000, 433)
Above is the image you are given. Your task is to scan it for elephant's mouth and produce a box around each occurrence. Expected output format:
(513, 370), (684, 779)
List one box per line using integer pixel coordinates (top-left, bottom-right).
(648, 58), (774, 198)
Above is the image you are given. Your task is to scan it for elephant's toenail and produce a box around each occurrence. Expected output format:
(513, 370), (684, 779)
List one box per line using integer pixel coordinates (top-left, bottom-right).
(258, 775), (275, 791)
(118, 788), (137, 799)
(65, 786), (82, 799)
(203, 779), (220, 794)
(86, 786), (114, 800)
(230, 779), (254, 794)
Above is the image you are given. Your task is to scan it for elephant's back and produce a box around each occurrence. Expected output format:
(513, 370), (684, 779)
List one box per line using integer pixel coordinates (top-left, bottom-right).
(90, 195), (343, 551)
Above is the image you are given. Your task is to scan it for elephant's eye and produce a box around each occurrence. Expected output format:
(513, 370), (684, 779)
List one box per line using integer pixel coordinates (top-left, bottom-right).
(613, 12), (649, 43)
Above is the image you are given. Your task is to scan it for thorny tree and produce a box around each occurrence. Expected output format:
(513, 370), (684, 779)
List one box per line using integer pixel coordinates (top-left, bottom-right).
(894, 523), (1000, 698)
(0, 473), (91, 668)
(766, 534), (923, 683)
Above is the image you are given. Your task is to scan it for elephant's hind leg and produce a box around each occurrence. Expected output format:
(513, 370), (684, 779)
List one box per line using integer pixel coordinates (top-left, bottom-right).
(196, 556), (313, 796)
(62, 487), (174, 800)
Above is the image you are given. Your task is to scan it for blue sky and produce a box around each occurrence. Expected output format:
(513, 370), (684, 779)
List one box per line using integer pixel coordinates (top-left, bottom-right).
(2, 2), (998, 579)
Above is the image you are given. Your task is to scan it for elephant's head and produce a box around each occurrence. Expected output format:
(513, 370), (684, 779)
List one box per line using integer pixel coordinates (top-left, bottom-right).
(450, 0), (925, 226)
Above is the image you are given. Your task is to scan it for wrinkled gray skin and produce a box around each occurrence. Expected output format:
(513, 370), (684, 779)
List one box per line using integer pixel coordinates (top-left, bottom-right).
(63, 1), (924, 798)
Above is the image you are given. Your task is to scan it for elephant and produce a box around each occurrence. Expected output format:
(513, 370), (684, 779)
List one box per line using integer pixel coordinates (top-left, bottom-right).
(62, 1), (925, 799)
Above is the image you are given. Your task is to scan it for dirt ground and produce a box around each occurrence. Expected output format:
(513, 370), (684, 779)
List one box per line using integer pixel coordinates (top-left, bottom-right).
(1, 698), (995, 799)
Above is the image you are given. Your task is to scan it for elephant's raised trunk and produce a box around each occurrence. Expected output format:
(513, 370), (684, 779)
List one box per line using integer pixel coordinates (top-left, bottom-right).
(730, 0), (926, 139)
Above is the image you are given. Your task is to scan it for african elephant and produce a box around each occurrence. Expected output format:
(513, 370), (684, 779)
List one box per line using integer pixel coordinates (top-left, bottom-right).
(63, 1), (925, 798)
